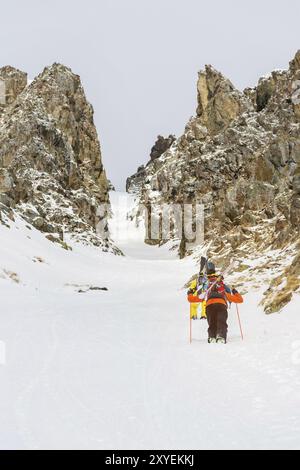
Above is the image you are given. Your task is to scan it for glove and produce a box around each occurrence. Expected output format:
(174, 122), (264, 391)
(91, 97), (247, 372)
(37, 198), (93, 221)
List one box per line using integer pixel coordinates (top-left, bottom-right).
(232, 288), (238, 295)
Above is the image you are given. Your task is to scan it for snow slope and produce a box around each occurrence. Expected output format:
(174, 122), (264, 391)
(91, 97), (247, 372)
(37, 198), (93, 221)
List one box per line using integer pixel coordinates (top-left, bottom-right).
(0, 193), (300, 450)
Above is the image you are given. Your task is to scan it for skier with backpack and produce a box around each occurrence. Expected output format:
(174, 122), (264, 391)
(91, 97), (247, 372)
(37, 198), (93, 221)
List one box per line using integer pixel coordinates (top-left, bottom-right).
(204, 262), (243, 344)
(187, 259), (243, 344)
(187, 257), (209, 321)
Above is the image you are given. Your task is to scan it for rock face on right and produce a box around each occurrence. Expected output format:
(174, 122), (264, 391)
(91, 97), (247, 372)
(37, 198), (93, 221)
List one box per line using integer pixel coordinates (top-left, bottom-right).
(128, 51), (300, 313)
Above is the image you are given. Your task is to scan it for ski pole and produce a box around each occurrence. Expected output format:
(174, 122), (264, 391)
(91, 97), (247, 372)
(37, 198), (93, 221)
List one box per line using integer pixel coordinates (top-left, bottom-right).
(236, 304), (244, 341)
(189, 304), (192, 344)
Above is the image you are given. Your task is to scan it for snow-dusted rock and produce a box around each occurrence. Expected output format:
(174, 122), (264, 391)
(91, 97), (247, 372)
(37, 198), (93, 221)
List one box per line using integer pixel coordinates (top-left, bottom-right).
(0, 63), (114, 250)
(127, 50), (300, 312)
(196, 65), (252, 134)
(0, 66), (27, 111)
(289, 49), (300, 74)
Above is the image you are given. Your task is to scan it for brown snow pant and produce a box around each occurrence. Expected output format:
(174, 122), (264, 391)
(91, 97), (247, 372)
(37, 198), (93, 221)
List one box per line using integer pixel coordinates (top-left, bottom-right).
(206, 303), (228, 341)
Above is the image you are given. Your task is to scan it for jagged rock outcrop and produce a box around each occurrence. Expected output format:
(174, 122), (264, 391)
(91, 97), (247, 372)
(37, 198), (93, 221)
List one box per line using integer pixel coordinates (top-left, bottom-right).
(196, 65), (251, 134)
(126, 135), (176, 193)
(0, 66), (28, 112)
(126, 165), (147, 193)
(0, 63), (114, 250)
(128, 50), (300, 312)
(290, 50), (300, 74)
(150, 135), (176, 161)
(262, 243), (300, 314)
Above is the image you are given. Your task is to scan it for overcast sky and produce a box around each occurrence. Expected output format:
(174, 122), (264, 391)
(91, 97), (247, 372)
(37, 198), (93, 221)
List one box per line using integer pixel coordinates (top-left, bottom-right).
(1, 0), (299, 189)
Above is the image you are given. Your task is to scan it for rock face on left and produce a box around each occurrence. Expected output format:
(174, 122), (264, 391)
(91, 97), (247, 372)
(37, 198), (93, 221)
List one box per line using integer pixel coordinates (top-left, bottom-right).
(0, 63), (113, 249)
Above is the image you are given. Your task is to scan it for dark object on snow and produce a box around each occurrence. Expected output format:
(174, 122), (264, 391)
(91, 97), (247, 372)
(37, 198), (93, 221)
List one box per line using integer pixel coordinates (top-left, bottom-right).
(78, 286), (108, 293)
(89, 286), (108, 291)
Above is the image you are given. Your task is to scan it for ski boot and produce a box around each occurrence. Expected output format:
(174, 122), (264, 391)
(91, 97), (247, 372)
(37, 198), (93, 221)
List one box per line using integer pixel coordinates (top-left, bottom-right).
(216, 336), (226, 344)
(208, 337), (217, 344)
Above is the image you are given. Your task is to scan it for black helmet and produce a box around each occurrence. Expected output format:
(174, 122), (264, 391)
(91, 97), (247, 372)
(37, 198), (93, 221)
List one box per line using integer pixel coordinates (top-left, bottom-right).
(206, 261), (216, 276)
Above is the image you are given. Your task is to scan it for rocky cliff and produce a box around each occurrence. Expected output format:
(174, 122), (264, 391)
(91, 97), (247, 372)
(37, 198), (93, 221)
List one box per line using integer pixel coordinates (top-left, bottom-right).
(0, 63), (114, 250)
(126, 135), (176, 193)
(0, 66), (28, 111)
(127, 51), (300, 313)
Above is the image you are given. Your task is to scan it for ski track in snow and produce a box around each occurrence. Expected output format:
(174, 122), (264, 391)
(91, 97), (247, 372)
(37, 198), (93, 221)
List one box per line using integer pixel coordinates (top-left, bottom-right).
(0, 192), (300, 450)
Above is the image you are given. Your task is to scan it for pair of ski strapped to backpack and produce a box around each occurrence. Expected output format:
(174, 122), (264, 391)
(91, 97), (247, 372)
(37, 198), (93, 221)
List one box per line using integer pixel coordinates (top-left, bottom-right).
(188, 256), (229, 321)
(188, 257), (244, 344)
